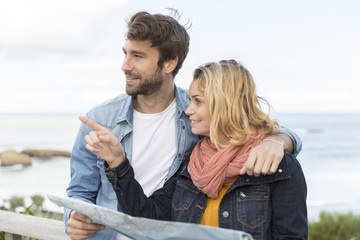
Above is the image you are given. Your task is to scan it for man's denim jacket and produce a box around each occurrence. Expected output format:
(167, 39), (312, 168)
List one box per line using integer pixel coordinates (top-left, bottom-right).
(64, 85), (302, 239)
(107, 152), (308, 240)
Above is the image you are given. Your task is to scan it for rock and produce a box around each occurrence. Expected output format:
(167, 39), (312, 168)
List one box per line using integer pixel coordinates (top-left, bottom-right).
(0, 150), (32, 166)
(21, 149), (71, 158)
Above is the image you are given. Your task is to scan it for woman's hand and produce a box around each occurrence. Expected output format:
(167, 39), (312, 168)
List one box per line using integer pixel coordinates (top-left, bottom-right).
(79, 116), (126, 168)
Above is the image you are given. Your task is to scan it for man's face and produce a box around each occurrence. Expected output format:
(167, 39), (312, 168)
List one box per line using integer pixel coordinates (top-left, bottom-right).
(121, 40), (164, 96)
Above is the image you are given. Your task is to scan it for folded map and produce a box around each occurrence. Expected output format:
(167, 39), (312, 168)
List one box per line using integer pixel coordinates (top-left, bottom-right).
(48, 194), (253, 240)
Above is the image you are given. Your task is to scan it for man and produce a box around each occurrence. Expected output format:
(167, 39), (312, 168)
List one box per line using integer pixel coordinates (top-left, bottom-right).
(65, 11), (302, 240)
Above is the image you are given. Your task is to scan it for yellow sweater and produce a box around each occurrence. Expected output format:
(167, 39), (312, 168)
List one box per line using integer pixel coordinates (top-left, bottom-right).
(199, 183), (233, 227)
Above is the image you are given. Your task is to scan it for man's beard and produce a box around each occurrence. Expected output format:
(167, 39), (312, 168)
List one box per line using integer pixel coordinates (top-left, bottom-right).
(125, 68), (164, 97)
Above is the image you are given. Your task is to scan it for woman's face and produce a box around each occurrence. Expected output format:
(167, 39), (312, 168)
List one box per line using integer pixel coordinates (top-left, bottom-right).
(185, 80), (211, 137)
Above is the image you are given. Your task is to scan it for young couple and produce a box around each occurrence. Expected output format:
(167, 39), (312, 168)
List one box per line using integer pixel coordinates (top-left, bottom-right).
(65, 10), (307, 240)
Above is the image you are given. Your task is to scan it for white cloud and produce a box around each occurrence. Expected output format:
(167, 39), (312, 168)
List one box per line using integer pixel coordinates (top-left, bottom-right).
(0, 0), (129, 58)
(0, 0), (359, 113)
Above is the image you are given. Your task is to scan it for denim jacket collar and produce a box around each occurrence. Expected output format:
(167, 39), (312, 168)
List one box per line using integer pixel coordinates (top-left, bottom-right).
(115, 84), (188, 126)
(174, 85), (190, 117)
(115, 93), (133, 126)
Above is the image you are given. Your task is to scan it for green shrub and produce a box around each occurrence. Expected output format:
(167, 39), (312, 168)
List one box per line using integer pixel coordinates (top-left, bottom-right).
(9, 196), (25, 210)
(309, 211), (360, 240)
(30, 194), (44, 208)
(20, 204), (35, 216)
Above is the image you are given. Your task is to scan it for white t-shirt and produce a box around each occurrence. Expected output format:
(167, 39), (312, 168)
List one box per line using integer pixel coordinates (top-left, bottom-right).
(115, 99), (176, 239)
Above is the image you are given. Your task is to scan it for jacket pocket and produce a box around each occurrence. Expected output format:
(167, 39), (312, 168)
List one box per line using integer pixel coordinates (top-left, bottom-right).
(171, 180), (200, 221)
(236, 184), (269, 228)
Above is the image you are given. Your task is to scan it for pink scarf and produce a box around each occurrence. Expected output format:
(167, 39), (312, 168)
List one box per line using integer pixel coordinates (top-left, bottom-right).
(188, 128), (265, 199)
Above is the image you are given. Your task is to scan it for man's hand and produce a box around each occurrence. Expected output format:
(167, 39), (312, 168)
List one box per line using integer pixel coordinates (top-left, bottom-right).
(67, 211), (105, 240)
(80, 116), (126, 168)
(240, 134), (292, 177)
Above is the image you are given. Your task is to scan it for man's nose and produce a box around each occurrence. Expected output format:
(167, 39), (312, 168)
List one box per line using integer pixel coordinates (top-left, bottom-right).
(121, 57), (132, 72)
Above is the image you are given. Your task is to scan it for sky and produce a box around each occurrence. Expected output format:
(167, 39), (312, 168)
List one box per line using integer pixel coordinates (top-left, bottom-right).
(0, 0), (359, 113)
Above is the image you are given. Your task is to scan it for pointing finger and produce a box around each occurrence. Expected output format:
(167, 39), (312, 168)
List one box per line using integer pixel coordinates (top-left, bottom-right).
(79, 116), (105, 132)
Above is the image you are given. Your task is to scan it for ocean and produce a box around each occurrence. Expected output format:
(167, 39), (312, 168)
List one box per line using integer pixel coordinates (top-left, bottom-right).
(1, 112), (360, 221)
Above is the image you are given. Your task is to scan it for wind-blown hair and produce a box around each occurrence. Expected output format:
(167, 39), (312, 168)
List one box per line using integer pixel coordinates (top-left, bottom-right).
(126, 10), (190, 77)
(193, 59), (280, 149)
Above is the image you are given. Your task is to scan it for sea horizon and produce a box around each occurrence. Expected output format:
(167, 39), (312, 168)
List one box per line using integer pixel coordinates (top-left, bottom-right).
(1, 112), (360, 221)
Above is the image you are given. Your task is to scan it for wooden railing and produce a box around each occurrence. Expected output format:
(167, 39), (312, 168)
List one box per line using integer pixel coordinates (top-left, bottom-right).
(0, 210), (70, 240)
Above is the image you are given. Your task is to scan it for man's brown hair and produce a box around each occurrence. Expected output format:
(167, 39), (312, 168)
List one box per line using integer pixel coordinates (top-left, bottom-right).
(126, 10), (190, 77)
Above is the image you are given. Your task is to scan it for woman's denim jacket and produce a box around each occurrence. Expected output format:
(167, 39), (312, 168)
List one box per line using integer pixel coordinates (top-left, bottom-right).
(64, 84), (303, 239)
(107, 152), (307, 240)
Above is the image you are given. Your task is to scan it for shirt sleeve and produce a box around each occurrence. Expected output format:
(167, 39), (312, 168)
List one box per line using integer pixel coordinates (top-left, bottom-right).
(278, 125), (302, 157)
(63, 113), (101, 233)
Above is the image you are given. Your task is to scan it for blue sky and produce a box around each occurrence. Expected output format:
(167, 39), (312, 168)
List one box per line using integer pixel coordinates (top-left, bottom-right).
(0, 0), (359, 113)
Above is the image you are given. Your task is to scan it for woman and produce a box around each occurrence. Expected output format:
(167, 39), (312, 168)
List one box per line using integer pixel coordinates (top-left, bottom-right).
(81, 60), (308, 239)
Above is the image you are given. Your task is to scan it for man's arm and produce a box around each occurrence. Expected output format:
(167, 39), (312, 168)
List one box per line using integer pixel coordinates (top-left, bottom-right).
(278, 125), (302, 156)
(240, 126), (302, 176)
(263, 133), (293, 153)
(64, 114), (105, 239)
(80, 116), (174, 220)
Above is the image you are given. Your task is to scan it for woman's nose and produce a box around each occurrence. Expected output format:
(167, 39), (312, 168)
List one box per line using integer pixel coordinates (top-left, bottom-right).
(185, 103), (193, 116)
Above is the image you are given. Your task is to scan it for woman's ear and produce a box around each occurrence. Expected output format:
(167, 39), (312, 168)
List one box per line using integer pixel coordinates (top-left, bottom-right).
(163, 57), (178, 73)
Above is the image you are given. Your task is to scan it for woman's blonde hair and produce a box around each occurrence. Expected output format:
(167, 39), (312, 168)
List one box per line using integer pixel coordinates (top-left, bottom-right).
(193, 59), (280, 149)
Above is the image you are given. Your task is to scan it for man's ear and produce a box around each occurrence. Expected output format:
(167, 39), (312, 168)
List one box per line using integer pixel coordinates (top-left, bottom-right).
(163, 57), (178, 73)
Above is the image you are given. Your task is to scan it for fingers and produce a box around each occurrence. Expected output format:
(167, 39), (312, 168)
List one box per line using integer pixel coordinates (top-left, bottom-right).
(84, 131), (103, 153)
(86, 131), (100, 145)
(79, 116), (125, 167)
(242, 141), (284, 177)
(86, 128), (120, 148)
(67, 222), (104, 240)
(268, 156), (282, 174)
(242, 150), (256, 176)
(248, 152), (276, 177)
(68, 211), (105, 240)
(79, 116), (106, 132)
(239, 165), (247, 175)
(70, 211), (91, 223)
(80, 116), (113, 147)
(260, 156), (272, 175)
(100, 132), (122, 147)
